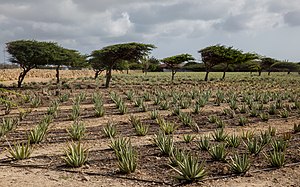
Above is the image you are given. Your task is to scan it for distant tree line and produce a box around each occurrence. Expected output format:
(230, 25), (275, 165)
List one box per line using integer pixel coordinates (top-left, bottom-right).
(5, 40), (300, 88)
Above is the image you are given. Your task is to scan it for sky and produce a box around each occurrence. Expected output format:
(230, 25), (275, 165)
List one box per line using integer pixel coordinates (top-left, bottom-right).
(1, 0), (300, 63)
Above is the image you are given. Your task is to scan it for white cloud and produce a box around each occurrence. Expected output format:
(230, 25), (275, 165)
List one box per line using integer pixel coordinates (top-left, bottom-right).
(1, 0), (300, 62)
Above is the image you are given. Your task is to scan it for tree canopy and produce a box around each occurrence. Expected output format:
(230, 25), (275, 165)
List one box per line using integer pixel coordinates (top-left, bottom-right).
(90, 42), (156, 88)
(199, 45), (257, 80)
(6, 40), (54, 87)
(161, 54), (194, 81)
(6, 40), (85, 86)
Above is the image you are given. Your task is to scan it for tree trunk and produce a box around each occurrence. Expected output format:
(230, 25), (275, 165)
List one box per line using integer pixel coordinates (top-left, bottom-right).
(126, 69), (129, 74)
(17, 69), (29, 88)
(94, 70), (100, 79)
(171, 70), (176, 81)
(56, 65), (60, 84)
(268, 71), (271, 76)
(105, 68), (112, 88)
(258, 71), (261, 76)
(222, 71), (226, 80)
(288, 71), (291, 74)
(222, 64), (229, 80)
(204, 71), (209, 81)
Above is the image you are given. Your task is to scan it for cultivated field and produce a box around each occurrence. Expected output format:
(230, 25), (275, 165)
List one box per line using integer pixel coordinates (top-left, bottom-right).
(0, 70), (300, 187)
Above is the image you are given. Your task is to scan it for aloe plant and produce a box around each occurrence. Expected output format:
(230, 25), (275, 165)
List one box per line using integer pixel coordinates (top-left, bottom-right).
(209, 143), (228, 161)
(228, 154), (251, 174)
(103, 121), (117, 138)
(67, 121), (86, 141)
(63, 142), (89, 167)
(153, 132), (174, 156)
(170, 154), (206, 182)
(7, 140), (33, 160)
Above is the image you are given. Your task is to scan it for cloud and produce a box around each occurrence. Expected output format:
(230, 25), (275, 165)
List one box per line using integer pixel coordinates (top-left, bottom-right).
(0, 0), (300, 62)
(284, 11), (300, 26)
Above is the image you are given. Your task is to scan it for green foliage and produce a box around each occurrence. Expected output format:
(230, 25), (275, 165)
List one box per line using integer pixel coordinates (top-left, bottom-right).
(7, 140), (33, 160)
(183, 134), (196, 143)
(196, 136), (210, 151)
(63, 142), (89, 168)
(226, 134), (241, 148)
(0, 118), (19, 137)
(238, 116), (248, 126)
(29, 124), (48, 144)
(199, 44), (257, 80)
(271, 139), (287, 152)
(90, 42), (156, 88)
(209, 143), (228, 161)
(244, 137), (264, 156)
(161, 54), (195, 81)
(150, 109), (159, 120)
(67, 121), (86, 141)
(30, 96), (42, 108)
(103, 121), (117, 138)
(157, 118), (177, 135)
(294, 123), (300, 133)
(70, 103), (80, 121)
(228, 154), (251, 174)
(265, 151), (285, 168)
(153, 132), (174, 156)
(169, 148), (187, 167)
(113, 139), (137, 174)
(170, 154), (206, 182)
(129, 116), (149, 136)
(212, 128), (228, 142)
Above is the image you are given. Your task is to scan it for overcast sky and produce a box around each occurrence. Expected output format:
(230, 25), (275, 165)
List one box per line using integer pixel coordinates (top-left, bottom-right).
(1, 0), (300, 63)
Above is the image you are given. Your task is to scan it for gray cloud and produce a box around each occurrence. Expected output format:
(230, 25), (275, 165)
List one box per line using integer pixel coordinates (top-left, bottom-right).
(284, 11), (300, 26)
(1, 0), (300, 63)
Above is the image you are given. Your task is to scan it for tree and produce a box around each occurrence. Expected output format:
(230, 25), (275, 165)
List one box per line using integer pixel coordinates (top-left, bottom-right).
(260, 57), (277, 75)
(161, 54), (194, 81)
(141, 56), (160, 75)
(89, 54), (106, 79)
(91, 42), (155, 88)
(199, 45), (257, 80)
(6, 40), (52, 87)
(199, 45), (225, 81)
(49, 45), (86, 83)
(271, 61), (300, 74)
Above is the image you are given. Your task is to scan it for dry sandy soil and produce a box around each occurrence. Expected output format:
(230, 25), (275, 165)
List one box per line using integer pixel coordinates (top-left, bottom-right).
(0, 69), (300, 187)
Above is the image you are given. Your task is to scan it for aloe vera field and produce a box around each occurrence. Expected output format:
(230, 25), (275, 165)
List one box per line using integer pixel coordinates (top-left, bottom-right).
(0, 70), (300, 187)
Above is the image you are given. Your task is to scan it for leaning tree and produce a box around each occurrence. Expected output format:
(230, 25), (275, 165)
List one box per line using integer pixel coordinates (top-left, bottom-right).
(199, 45), (257, 80)
(6, 40), (52, 87)
(48, 45), (86, 83)
(91, 42), (156, 88)
(161, 54), (195, 81)
(198, 45), (224, 81)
